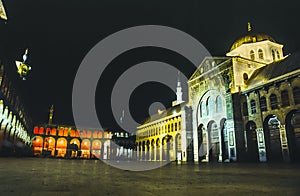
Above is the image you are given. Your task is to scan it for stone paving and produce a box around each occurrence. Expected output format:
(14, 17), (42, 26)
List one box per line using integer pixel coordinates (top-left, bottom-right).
(0, 157), (300, 195)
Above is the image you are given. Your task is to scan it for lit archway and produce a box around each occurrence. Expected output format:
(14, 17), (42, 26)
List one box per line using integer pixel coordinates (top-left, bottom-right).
(81, 139), (91, 159)
(43, 137), (56, 156)
(162, 135), (171, 161)
(150, 139), (155, 161)
(32, 136), (43, 156)
(70, 138), (80, 146)
(56, 138), (67, 158)
(69, 138), (80, 158)
(142, 141), (146, 160)
(146, 140), (150, 160)
(92, 140), (101, 159)
(156, 138), (160, 161)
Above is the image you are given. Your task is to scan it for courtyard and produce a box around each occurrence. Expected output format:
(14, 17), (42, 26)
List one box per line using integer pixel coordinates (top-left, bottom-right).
(0, 158), (299, 195)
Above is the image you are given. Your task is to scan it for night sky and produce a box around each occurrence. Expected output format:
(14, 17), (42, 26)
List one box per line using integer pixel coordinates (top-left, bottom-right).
(0, 0), (300, 130)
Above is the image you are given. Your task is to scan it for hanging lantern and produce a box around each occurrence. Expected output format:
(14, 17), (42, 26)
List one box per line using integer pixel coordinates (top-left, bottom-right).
(15, 48), (32, 80)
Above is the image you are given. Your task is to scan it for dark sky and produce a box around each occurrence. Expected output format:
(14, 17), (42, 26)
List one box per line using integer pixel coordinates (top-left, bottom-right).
(0, 0), (300, 130)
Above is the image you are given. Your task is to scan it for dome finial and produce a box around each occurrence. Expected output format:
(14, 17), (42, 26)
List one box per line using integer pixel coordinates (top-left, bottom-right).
(248, 22), (252, 32)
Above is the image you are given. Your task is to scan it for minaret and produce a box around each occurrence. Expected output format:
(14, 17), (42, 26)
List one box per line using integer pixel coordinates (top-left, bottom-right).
(176, 71), (183, 103)
(120, 109), (124, 124)
(48, 104), (54, 125)
(172, 72), (184, 107)
(248, 22), (252, 32)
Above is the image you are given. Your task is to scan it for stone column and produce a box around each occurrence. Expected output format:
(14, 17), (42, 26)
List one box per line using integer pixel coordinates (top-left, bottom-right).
(193, 106), (199, 163)
(279, 125), (290, 162)
(144, 143), (148, 161)
(149, 144), (152, 161)
(256, 128), (267, 162)
(218, 126), (223, 162)
(160, 141), (163, 161)
(153, 144), (156, 161)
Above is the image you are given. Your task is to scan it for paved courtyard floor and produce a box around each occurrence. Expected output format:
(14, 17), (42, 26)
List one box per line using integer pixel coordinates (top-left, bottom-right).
(0, 157), (300, 195)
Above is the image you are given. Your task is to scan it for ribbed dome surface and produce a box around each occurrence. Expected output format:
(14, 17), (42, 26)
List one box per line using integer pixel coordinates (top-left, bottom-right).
(230, 33), (276, 51)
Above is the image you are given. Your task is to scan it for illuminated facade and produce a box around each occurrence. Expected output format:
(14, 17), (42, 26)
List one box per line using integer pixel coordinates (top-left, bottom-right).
(136, 76), (193, 162)
(32, 125), (113, 159)
(190, 28), (300, 163)
(137, 26), (300, 163)
(0, 63), (32, 155)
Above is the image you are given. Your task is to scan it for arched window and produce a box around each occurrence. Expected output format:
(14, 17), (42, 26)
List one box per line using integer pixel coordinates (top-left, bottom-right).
(258, 49), (264, 59)
(216, 96), (223, 113)
(281, 90), (290, 107)
(200, 101), (206, 117)
(250, 100), (256, 114)
(270, 94), (279, 110)
(250, 50), (255, 60)
(260, 96), (267, 112)
(205, 99), (209, 116)
(207, 97), (215, 115)
(293, 87), (300, 105)
(272, 49), (276, 61)
(276, 50), (280, 59)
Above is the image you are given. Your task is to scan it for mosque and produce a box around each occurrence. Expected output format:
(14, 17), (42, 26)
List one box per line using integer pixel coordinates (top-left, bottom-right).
(136, 24), (300, 163)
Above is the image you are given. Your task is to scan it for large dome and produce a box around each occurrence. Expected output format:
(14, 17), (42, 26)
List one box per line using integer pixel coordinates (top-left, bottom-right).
(230, 33), (276, 51)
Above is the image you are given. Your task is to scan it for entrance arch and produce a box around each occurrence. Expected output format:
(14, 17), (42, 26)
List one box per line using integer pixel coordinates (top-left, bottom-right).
(162, 136), (171, 161)
(68, 138), (80, 158)
(245, 121), (259, 161)
(142, 141), (146, 160)
(285, 110), (300, 161)
(81, 139), (91, 159)
(56, 138), (67, 157)
(263, 115), (283, 161)
(207, 120), (219, 162)
(146, 140), (150, 160)
(197, 124), (205, 161)
(175, 134), (181, 161)
(220, 118), (228, 161)
(150, 139), (155, 161)
(32, 136), (43, 155)
(92, 140), (101, 159)
(156, 138), (160, 161)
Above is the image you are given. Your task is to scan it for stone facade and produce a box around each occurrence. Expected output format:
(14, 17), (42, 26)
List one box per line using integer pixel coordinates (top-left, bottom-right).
(136, 29), (300, 163)
(32, 124), (113, 159)
(0, 63), (32, 156)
